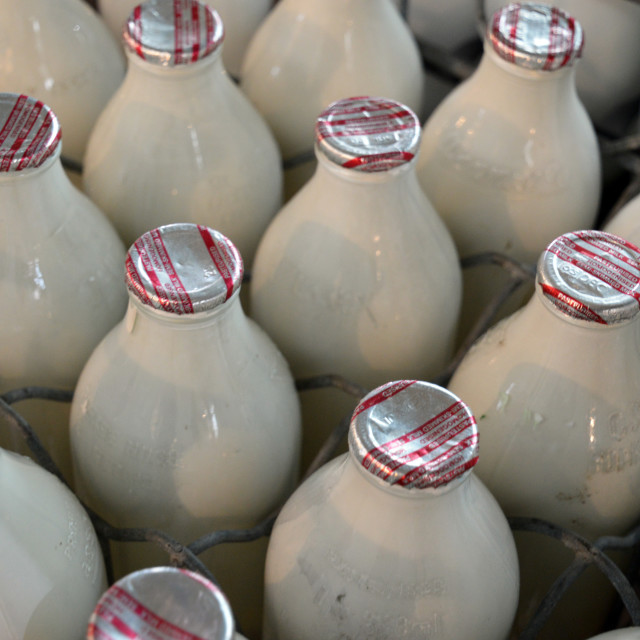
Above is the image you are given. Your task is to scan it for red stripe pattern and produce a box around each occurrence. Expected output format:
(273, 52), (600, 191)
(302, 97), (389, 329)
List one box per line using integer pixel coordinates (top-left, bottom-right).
(125, 224), (242, 315)
(539, 230), (640, 324)
(89, 585), (208, 640)
(0, 93), (61, 172)
(125, 0), (224, 66)
(489, 2), (583, 71)
(315, 96), (420, 173)
(351, 381), (479, 489)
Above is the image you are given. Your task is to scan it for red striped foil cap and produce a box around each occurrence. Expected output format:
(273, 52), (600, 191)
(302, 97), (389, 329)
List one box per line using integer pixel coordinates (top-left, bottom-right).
(87, 567), (235, 640)
(349, 381), (479, 490)
(124, 0), (224, 66)
(315, 96), (421, 173)
(489, 3), (583, 71)
(537, 230), (640, 325)
(0, 93), (61, 172)
(125, 223), (243, 315)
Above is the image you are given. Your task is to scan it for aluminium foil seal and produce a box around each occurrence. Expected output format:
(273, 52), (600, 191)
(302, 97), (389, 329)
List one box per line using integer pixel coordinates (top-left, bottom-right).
(87, 567), (235, 640)
(489, 2), (583, 71)
(315, 96), (421, 173)
(124, 0), (224, 66)
(0, 93), (61, 172)
(125, 223), (243, 315)
(349, 380), (479, 489)
(537, 230), (640, 325)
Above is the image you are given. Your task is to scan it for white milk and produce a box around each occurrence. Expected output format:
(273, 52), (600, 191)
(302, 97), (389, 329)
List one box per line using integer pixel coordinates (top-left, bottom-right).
(71, 224), (301, 639)
(485, 0), (640, 130)
(0, 93), (127, 483)
(264, 380), (519, 640)
(83, 0), (282, 268)
(0, 447), (107, 640)
(250, 96), (462, 471)
(449, 230), (640, 639)
(240, 0), (426, 200)
(0, 0), (125, 164)
(417, 3), (601, 343)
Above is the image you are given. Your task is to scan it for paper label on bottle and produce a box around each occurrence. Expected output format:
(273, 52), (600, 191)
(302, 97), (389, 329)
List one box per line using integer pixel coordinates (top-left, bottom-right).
(0, 93), (61, 172)
(125, 0), (224, 66)
(315, 97), (420, 172)
(539, 230), (640, 324)
(89, 585), (206, 640)
(489, 3), (583, 71)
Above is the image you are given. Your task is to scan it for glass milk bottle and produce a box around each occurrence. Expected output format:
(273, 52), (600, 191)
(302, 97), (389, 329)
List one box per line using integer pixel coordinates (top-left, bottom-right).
(0, 447), (107, 640)
(0, 0), (125, 167)
(263, 380), (520, 640)
(587, 631), (640, 640)
(416, 2), (601, 344)
(604, 191), (640, 247)
(250, 96), (462, 471)
(70, 223), (302, 640)
(96, 0), (271, 80)
(448, 230), (640, 639)
(87, 567), (248, 640)
(0, 92), (127, 483)
(240, 0), (425, 200)
(83, 0), (282, 268)
(484, 0), (640, 131)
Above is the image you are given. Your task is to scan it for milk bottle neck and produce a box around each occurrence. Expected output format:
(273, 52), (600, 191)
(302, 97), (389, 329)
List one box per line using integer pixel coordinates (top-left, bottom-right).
(125, 287), (246, 337)
(347, 449), (473, 500)
(124, 45), (227, 87)
(313, 151), (422, 197)
(473, 39), (580, 111)
(0, 150), (76, 233)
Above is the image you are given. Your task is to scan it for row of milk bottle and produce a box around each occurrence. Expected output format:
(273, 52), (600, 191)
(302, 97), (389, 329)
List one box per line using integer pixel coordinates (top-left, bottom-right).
(3, 0), (640, 174)
(3, 0), (640, 639)
(7, 222), (640, 639)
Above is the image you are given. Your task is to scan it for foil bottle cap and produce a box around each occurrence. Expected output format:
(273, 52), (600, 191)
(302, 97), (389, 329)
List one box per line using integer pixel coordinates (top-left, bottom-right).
(315, 96), (421, 173)
(87, 567), (235, 640)
(349, 381), (479, 489)
(125, 223), (243, 315)
(124, 0), (224, 66)
(537, 230), (640, 325)
(0, 93), (61, 172)
(489, 2), (583, 71)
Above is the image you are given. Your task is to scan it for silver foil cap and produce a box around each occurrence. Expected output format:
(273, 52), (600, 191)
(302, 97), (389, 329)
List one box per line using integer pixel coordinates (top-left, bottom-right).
(125, 223), (243, 315)
(124, 0), (224, 66)
(315, 96), (421, 172)
(349, 380), (479, 489)
(0, 93), (61, 172)
(537, 230), (640, 325)
(489, 3), (583, 71)
(87, 567), (235, 640)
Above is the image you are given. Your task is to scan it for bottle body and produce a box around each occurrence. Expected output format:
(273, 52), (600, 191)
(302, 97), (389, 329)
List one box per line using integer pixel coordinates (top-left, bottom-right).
(604, 194), (640, 247)
(251, 159), (461, 468)
(0, 0), (125, 164)
(240, 0), (425, 199)
(417, 39), (601, 341)
(83, 52), (282, 266)
(71, 294), (301, 639)
(264, 454), (519, 640)
(0, 157), (127, 482)
(0, 448), (107, 640)
(448, 259), (640, 638)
